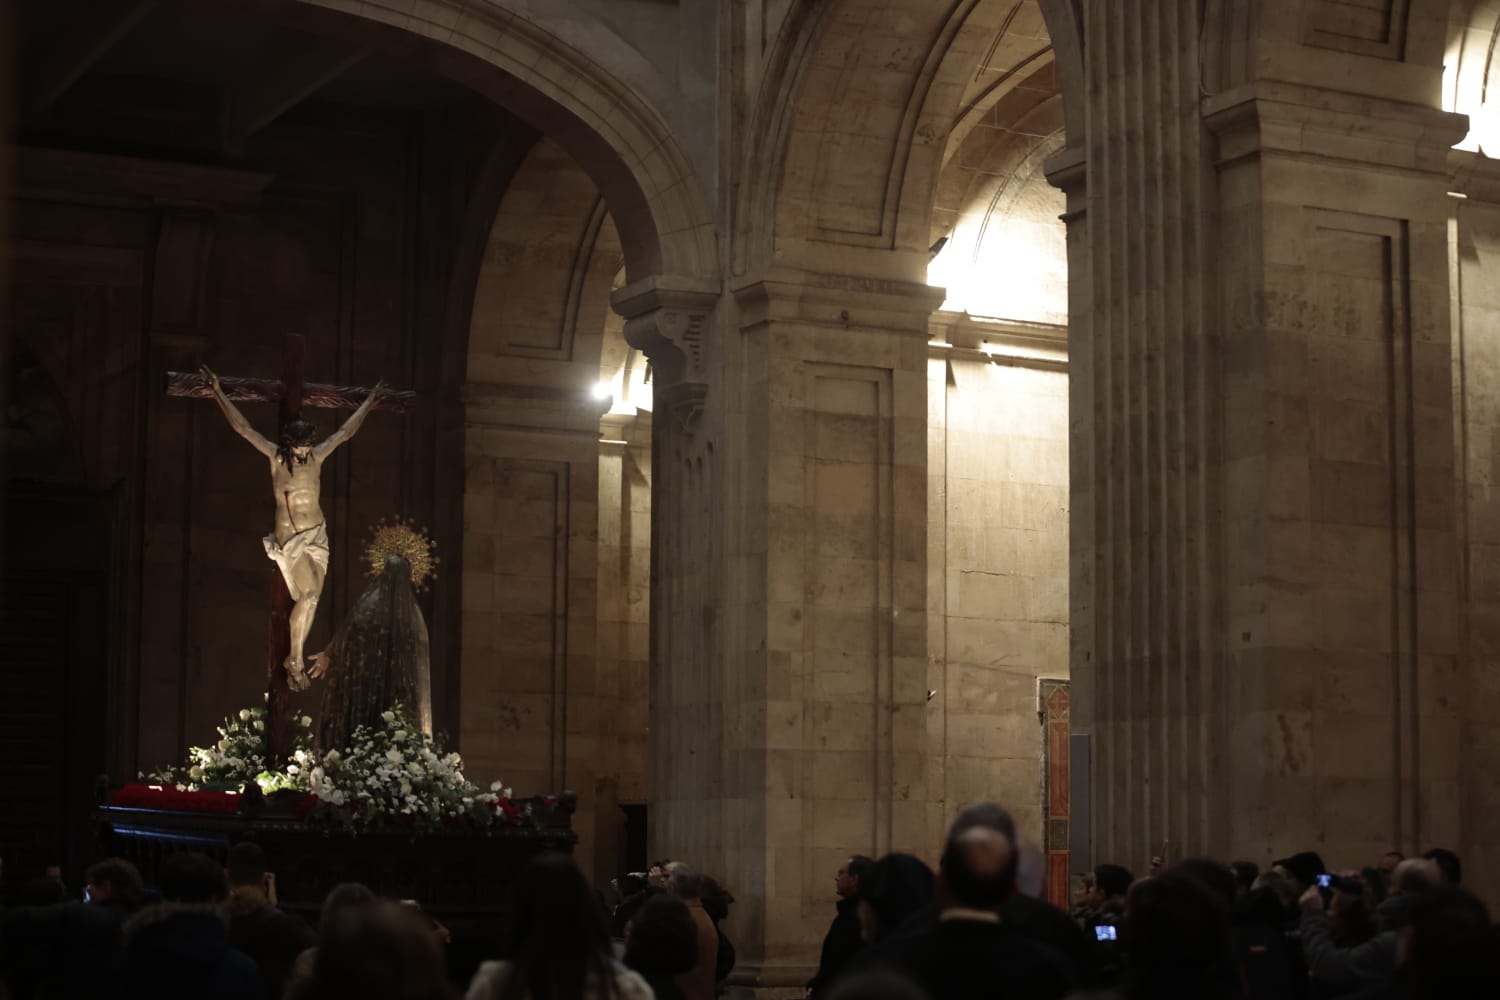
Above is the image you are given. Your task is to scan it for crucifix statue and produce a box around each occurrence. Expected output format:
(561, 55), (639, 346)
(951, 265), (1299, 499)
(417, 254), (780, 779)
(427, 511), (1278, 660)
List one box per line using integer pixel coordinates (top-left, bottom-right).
(166, 333), (413, 760)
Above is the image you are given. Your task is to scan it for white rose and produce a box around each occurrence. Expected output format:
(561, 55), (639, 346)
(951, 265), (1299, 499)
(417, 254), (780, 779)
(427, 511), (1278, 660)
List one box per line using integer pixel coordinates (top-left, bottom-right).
(286, 764), (300, 776)
(325, 749), (341, 762)
(239, 709), (250, 721)
(301, 715), (312, 727)
(188, 766), (203, 779)
(490, 780), (504, 792)
(217, 739), (230, 751)
(385, 748), (402, 763)
(253, 720), (264, 732)
(381, 711), (396, 724)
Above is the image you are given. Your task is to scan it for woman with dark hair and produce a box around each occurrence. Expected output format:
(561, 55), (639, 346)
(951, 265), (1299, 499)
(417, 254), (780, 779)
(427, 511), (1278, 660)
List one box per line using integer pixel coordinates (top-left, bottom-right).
(304, 903), (451, 1000)
(1122, 870), (1241, 1000)
(285, 882), (381, 1000)
(466, 854), (651, 1000)
(855, 854), (935, 946)
(621, 893), (698, 1000)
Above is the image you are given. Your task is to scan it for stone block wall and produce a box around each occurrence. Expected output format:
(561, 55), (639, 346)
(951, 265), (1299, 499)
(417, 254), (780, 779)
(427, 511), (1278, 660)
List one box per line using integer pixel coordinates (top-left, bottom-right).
(926, 316), (1069, 850)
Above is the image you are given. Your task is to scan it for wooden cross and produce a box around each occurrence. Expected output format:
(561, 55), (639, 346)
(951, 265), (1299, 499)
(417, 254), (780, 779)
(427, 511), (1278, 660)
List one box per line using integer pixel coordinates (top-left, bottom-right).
(166, 333), (414, 763)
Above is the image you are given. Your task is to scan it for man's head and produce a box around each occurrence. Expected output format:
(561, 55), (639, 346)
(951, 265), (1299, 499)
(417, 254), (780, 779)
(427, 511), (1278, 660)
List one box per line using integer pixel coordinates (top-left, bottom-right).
(277, 419), (318, 467)
(280, 419), (318, 450)
(937, 826), (1015, 911)
(1073, 871), (1096, 909)
(666, 865), (701, 901)
(226, 841), (268, 889)
(1392, 857), (1440, 896)
(158, 851), (229, 904)
(1229, 860), (1259, 896)
(85, 858), (144, 907)
(944, 802), (1019, 888)
(835, 855), (874, 898)
(1089, 864), (1134, 907)
(947, 802), (1017, 844)
(1270, 851), (1325, 894)
(1378, 850), (1404, 876)
(1252, 869), (1297, 910)
(1422, 847), (1461, 885)
(856, 854), (935, 944)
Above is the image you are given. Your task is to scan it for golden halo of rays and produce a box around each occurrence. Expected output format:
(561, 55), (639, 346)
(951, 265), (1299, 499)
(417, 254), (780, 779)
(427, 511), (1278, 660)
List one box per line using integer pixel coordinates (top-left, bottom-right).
(364, 517), (439, 591)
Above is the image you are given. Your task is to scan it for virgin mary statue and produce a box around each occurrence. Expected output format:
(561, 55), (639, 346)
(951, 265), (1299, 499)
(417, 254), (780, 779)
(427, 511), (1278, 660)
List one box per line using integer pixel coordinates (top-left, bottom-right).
(312, 551), (433, 750)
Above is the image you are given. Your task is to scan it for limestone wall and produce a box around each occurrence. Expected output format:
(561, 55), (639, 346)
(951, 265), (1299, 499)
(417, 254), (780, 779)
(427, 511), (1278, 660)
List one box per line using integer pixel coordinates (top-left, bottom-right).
(1451, 152), (1500, 897)
(926, 317), (1069, 849)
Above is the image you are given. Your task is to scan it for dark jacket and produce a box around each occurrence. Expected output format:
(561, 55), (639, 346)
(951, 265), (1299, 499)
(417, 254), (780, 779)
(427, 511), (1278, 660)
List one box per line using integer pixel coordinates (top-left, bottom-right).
(1237, 921), (1307, 1000)
(1002, 893), (1097, 987)
(0, 899), (135, 999)
(225, 887), (317, 1000)
(808, 896), (864, 996)
(876, 913), (1075, 1000)
(1300, 909), (1397, 994)
(120, 903), (264, 1000)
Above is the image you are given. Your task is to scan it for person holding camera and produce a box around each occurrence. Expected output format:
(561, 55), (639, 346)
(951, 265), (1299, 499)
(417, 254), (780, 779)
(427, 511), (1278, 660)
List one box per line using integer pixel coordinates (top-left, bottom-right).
(225, 841), (317, 1000)
(1083, 864), (1133, 986)
(1298, 872), (1397, 996)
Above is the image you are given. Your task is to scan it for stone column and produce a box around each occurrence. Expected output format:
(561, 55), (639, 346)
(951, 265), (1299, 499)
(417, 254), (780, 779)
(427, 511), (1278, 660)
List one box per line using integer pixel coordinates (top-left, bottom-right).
(1056, 1), (1465, 868)
(726, 268), (939, 986)
(614, 277), (724, 876)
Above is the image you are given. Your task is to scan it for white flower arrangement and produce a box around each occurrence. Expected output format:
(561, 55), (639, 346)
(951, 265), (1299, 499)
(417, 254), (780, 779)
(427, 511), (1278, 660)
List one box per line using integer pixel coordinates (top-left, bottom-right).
(142, 702), (525, 833)
(143, 706), (313, 791)
(306, 703), (517, 831)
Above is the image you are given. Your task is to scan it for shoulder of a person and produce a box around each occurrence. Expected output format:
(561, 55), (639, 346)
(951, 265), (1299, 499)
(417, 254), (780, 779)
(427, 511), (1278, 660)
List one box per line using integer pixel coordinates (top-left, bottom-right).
(467, 960), (516, 998)
(613, 965), (656, 1000)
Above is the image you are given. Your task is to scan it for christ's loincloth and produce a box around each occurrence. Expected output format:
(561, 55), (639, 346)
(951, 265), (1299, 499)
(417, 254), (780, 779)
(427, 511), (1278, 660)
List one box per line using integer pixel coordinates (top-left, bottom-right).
(263, 522), (330, 592)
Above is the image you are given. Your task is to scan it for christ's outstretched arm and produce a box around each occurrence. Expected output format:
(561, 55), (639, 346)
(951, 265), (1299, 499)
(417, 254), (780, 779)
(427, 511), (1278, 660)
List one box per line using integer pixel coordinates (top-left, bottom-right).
(201, 365), (276, 459)
(314, 380), (386, 461)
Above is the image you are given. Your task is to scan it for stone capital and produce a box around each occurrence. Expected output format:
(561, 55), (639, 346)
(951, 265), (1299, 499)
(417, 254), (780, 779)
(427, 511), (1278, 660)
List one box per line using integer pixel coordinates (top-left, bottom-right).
(730, 266), (946, 337)
(1203, 81), (1469, 179)
(611, 275), (720, 436)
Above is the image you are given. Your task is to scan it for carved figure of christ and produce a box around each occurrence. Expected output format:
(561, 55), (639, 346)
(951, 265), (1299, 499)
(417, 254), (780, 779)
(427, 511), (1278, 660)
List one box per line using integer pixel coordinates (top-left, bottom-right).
(199, 363), (385, 690)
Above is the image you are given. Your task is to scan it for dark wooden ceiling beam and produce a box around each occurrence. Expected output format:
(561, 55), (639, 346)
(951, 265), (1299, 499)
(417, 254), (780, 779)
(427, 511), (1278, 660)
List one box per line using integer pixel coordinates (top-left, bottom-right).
(26, 0), (159, 114)
(220, 36), (367, 154)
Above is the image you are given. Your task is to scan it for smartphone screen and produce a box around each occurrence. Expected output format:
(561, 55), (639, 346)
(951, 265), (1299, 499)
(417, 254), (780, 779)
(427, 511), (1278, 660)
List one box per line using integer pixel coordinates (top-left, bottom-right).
(1094, 924), (1118, 941)
(1316, 874), (1332, 888)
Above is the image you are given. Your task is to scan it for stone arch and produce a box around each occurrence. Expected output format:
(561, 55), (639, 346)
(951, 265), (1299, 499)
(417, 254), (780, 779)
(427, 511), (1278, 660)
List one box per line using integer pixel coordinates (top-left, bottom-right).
(288, 0), (715, 285)
(741, 0), (1084, 280)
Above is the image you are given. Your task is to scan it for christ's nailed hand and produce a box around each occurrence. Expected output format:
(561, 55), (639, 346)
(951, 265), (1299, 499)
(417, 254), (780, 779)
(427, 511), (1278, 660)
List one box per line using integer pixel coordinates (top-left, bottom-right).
(199, 364), (221, 390)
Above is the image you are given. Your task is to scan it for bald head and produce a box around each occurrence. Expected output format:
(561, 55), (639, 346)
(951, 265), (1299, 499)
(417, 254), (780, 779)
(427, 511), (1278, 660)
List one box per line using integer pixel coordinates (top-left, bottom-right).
(1393, 858), (1440, 896)
(948, 803), (1017, 844)
(940, 826), (1016, 910)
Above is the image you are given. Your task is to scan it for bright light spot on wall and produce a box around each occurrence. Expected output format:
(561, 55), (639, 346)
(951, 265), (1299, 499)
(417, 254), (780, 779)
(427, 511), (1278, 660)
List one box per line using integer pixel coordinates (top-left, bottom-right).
(927, 136), (1069, 325)
(592, 382), (613, 400)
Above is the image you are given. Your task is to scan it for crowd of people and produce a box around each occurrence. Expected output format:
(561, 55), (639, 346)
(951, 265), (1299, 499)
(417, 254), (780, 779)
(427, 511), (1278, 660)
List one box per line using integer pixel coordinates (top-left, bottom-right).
(2, 812), (1497, 1000)
(805, 817), (1499, 1000)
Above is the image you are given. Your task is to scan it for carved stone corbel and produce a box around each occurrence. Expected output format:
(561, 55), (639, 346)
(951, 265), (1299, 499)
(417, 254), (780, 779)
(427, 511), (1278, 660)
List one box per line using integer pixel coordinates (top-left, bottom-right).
(613, 276), (719, 437)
